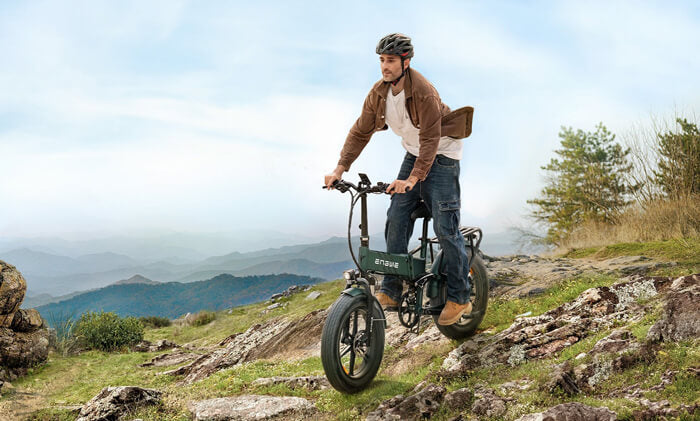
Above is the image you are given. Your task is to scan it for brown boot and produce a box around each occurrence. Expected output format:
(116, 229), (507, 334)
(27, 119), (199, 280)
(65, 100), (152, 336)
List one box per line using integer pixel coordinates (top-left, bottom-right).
(375, 292), (399, 310)
(437, 301), (472, 326)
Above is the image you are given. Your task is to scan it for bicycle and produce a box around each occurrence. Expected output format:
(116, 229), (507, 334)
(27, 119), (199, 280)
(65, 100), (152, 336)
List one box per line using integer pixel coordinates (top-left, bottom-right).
(320, 173), (489, 393)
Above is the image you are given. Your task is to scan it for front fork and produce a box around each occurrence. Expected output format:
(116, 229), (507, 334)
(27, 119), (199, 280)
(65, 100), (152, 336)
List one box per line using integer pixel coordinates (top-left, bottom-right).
(340, 274), (386, 340)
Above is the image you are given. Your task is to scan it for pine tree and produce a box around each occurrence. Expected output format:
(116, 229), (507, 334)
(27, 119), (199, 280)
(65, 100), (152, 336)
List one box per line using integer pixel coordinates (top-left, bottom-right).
(654, 118), (700, 200)
(528, 124), (638, 244)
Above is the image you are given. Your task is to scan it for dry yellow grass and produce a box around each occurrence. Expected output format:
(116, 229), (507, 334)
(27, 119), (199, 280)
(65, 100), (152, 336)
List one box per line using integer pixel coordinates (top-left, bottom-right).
(560, 195), (700, 250)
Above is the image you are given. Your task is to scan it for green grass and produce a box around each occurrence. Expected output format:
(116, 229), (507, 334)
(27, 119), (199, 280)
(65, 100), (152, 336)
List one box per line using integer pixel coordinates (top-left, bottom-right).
(563, 238), (700, 263)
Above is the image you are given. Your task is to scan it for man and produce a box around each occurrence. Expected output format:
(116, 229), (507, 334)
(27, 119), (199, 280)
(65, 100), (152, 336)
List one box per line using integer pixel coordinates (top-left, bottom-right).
(324, 33), (474, 326)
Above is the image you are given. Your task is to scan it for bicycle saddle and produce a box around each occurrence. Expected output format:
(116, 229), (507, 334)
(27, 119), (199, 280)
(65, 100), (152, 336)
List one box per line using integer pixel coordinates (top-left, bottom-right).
(410, 201), (432, 221)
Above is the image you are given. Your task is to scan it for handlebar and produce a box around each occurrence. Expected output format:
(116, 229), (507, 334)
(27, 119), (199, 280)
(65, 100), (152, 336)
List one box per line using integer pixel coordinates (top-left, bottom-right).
(322, 175), (390, 195)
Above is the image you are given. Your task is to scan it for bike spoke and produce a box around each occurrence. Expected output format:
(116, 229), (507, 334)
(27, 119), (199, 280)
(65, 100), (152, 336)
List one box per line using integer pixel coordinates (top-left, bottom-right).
(348, 347), (356, 376)
(339, 345), (352, 358)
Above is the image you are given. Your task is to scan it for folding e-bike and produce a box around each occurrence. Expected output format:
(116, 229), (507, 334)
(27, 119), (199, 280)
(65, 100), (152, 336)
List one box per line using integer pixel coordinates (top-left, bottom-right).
(320, 174), (489, 393)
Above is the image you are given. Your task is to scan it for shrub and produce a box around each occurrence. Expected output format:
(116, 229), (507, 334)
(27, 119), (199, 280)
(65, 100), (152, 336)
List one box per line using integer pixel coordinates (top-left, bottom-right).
(190, 310), (216, 327)
(74, 311), (144, 352)
(138, 316), (172, 328)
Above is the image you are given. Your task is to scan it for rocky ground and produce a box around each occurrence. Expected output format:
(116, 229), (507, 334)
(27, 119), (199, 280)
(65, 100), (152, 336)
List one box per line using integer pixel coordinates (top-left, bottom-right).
(0, 260), (51, 384)
(1, 253), (698, 420)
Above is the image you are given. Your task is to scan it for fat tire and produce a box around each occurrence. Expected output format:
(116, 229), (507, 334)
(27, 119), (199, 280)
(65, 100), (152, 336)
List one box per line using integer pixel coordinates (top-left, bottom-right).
(321, 294), (385, 393)
(433, 254), (489, 339)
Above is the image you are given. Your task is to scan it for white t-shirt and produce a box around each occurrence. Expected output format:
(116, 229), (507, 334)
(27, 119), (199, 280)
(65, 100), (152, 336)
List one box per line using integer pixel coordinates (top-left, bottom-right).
(385, 89), (462, 160)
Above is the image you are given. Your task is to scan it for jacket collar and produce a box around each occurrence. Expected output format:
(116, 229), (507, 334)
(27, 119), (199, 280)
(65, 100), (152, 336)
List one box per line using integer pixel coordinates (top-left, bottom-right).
(376, 67), (413, 99)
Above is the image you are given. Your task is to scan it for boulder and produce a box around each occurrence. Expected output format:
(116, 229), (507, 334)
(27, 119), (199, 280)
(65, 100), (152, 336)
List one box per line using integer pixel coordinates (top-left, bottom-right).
(10, 308), (44, 332)
(76, 386), (162, 421)
(0, 326), (50, 381)
(0, 260), (27, 328)
(516, 402), (616, 421)
(188, 395), (316, 421)
(366, 383), (445, 421)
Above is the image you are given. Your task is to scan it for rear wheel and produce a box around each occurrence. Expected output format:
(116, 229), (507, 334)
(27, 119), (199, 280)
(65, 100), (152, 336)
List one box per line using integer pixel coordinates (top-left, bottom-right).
(433, 254), (489, 339)
(321, 294), (385, 393)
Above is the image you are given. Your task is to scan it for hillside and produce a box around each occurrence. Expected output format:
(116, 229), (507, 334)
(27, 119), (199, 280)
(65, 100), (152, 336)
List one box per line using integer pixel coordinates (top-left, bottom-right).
(1, 239), (697, 420)
(35, 273), (323, 321)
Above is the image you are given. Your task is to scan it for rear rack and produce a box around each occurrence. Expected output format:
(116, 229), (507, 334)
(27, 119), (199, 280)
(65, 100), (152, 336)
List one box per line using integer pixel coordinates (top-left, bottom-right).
(409, 226), (483, 256)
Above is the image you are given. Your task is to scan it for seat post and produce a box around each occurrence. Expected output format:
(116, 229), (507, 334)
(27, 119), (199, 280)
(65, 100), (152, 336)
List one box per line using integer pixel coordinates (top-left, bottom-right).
(420, 217), (429, 259)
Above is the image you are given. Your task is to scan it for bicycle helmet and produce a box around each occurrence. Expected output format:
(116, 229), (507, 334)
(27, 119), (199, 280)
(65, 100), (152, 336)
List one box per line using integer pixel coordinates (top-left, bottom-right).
(376, 33), (414, 58)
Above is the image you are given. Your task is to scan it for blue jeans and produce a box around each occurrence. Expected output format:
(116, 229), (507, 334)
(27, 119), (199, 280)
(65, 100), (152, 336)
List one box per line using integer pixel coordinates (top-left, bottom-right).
(380, 152), (471, 305)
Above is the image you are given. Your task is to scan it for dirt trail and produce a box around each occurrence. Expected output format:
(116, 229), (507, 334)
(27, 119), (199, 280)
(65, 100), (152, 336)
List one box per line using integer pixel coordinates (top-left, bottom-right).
(0, 389), (46, 421)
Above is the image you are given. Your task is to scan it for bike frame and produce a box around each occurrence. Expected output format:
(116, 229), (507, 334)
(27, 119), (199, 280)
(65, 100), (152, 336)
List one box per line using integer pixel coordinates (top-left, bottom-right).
(334, 174), (483, 335)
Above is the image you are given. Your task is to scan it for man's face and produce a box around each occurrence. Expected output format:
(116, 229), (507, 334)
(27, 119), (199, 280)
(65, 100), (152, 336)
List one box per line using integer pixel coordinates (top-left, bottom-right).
(380, 54), (409, 82)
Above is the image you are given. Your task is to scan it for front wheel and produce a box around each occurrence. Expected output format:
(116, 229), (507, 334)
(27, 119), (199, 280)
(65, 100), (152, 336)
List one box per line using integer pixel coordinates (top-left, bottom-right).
(321, 294), (385, 393)
(433, 254), (489, 339)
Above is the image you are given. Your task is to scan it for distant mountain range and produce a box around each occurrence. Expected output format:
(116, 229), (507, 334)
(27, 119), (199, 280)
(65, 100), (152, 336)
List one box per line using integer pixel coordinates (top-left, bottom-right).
(36, 273), (322, 323)
(3, 229), (541, 300)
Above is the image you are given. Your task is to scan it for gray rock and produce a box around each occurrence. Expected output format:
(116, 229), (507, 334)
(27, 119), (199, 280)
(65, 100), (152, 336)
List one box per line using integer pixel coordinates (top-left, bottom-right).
(131, 340), (152, 352)
(266, 303), (281, 310)
(141, 351), (199, 368)
(443, 275), (681, 372)
(150, 339), (177, 351)
(188, 395), (316, 420)
(251, 375), (329, 390)
(471, 388), (509, 418)
(10, 309), (44, 332)
(545, 361), (580, 396)
(305, 291), (322, 300)
(76, 386), (162, 421)
(0, 326), (50, 381)
(443, 387), (472, 410)
(590, 329), (634, 355)
(269, 293), (283, 301)
(647, 274), (700, 342)
(366, 383), (445, 421)
(516, 402), (616, 421)
(633, 399), (698, 420)
(0, 260), (27, 328)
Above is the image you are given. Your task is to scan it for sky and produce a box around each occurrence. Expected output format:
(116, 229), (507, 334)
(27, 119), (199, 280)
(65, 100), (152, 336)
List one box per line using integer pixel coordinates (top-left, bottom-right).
(1, 1), (699, 245)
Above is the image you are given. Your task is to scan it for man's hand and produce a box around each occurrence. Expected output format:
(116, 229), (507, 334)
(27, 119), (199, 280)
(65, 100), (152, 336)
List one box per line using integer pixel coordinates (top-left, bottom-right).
(386, 176), (418, 195)
(324, 165), (346, 189)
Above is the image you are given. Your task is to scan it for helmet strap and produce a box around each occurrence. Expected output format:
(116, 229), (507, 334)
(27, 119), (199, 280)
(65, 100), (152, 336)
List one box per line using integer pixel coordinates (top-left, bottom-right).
(391, 58), (408, 86)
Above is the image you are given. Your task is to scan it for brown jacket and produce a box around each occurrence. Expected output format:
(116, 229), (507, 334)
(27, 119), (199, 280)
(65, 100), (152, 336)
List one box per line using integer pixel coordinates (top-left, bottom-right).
(338, 68), (474, 181)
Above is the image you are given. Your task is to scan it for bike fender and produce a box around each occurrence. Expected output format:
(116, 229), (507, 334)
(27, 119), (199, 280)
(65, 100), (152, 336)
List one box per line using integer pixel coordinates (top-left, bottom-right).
(340, 288), (387, 328)
(341, 287), (365, 298)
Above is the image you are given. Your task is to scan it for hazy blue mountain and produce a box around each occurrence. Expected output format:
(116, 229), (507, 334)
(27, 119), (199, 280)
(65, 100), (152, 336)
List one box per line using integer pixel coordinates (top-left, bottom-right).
(111, 274), (159, 286)
(0, 230), (326, 262)
(0, 249), (82, 276)
(37, 273), (322, 323)
(0, 249), (141, 277)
